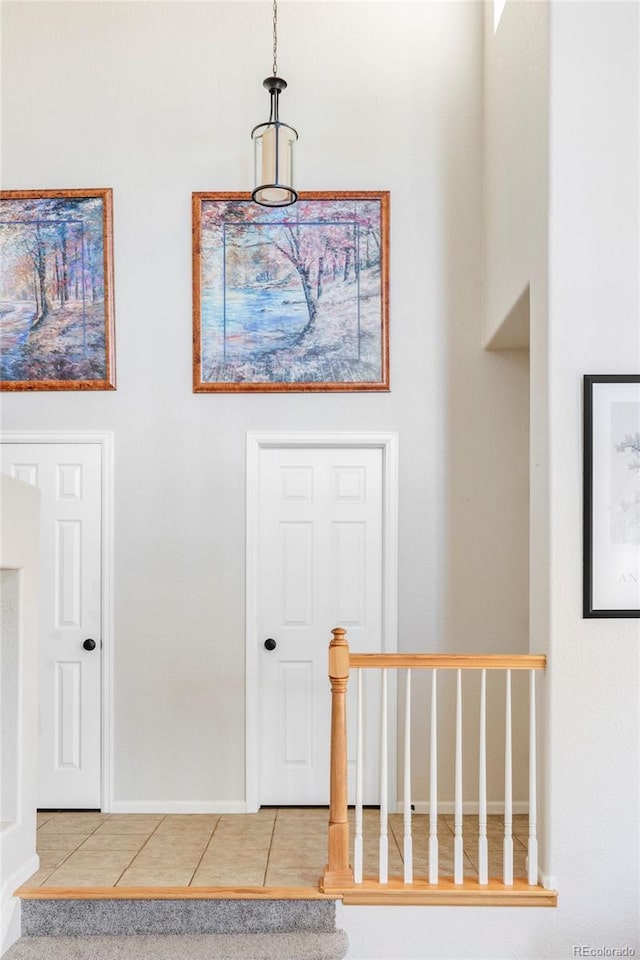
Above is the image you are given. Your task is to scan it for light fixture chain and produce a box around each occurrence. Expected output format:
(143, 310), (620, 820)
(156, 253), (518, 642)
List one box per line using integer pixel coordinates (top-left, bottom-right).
(272, 0), (278, 77)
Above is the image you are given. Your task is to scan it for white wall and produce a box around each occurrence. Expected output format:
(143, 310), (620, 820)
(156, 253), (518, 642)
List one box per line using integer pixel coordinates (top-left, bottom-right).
(1, 0), (638, 957)
(0, 1), (529, 810)
(543, 0), (639, 945)
(0, 476), (40, 955)
(483, 0), (548, 348)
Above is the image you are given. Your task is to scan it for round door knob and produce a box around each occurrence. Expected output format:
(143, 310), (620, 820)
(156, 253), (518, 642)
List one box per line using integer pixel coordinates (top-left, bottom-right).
(83, 638), (96, 651)
(264, 638), (277, 651)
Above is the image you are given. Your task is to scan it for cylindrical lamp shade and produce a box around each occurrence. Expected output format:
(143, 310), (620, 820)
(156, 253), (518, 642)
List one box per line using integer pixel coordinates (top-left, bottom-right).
(252, 121), (298, 207)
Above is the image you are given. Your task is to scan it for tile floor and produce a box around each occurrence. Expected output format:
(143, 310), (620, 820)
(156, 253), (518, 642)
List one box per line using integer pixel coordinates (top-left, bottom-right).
(27, 809), (529, 890)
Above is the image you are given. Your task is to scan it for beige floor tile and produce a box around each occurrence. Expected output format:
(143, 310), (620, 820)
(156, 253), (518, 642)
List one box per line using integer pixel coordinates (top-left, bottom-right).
(214, 818), (274, 834)
(32, 806), (521, 892)
(45, 868), (125, 888)
(274, 807), (328, 821)
(269, 832), (325, 849)
(270, 846), (325, 864)
(36, 812), (57, 828)
(126, 854), (203, 874)
(270, 853), (325, 871)
(197, 849), (268, 870)
(211, 824), (271, 840)
(21, 866), (57, 888)
(77, 835), (148, 853)
(211, 829), (272, 848)
(142, 837), (209, 853)
(205, 845), (271, 866)
(36, 833), (89, 854)
(117, 866), (195, 887)
(271, 831), (325, 848)
(58, 849), (136, 871)
(153, 815), (218, 833)
(264, 867), (323, 887)
(36, 818), (101, 838)
(159, 814), (219, 825)
(36, 851), (73, 871)
(272, 816), (326, 830)
(94, 819), (161, 836)
(150, 828), (214, 839)
(214, 819), (273, 832)
(266, 849), (324, 870)
(192, 866), (267, 887)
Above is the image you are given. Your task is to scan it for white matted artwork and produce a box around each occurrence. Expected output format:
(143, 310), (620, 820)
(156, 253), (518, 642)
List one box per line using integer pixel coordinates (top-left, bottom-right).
(584, 374), (640, 617)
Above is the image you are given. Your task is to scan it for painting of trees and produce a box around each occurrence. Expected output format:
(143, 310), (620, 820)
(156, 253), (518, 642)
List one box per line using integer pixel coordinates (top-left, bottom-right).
(193, 192), (389, 392)
(0, 189), (115, 389)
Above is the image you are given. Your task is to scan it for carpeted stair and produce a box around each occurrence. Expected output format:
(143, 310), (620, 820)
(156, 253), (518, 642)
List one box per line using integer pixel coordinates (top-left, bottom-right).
(4, 898), (348, 960)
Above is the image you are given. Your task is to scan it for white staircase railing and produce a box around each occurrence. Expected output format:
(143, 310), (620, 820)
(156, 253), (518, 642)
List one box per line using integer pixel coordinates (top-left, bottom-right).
(321, 628), (547, 898)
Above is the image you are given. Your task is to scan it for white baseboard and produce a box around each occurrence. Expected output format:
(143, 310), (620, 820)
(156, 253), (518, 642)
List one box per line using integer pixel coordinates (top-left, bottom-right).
(396, 800), (529, 815)
(109, 801), (248, 815)
(538, 867), (557, 889)
(1, 854), (39, 957)
(111, 800), (527, 816)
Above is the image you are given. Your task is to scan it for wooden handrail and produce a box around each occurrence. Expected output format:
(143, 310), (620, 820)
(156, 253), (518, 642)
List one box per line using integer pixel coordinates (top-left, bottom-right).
(350, 653), (546, 671)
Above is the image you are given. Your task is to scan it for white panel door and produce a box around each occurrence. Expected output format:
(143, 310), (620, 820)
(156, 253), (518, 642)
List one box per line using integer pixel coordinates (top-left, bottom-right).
(258, 446), (384, 805)
(1, 443), (102, 808)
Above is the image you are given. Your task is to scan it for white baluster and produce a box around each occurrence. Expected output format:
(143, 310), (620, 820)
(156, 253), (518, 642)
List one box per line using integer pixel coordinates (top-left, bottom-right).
(454, 669), (463, 884)
(403, 669), (413, 884)
(503, 669), (513, 886)
(354, 668), (363, 884)
(528, 670), (538, 885)
(478, 669), (488, 885)
(379, 669), (388, 884)
(428, 670), (438, 884)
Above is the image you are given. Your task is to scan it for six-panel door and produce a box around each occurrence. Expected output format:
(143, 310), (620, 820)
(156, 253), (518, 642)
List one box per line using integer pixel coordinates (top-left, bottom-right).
(258, 446), (384, 805)
(1, 443), (102, 809)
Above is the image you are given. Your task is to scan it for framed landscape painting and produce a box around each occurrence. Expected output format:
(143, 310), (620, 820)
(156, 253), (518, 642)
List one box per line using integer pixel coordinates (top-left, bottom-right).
(192, 191), (389, 392)
(0, 189), (115, 390)
(584, 374), (640, 617)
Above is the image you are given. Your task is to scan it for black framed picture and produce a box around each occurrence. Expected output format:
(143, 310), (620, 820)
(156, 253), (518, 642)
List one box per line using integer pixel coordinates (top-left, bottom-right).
(584, 374), (640, 617)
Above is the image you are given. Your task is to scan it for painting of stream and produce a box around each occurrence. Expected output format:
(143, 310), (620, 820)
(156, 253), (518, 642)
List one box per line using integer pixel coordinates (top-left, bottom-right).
(194, 194), (389, 391)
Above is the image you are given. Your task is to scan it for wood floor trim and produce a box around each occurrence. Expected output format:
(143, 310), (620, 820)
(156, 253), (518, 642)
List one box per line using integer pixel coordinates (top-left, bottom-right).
(15, 884), (334, 901)
(331, 877), (558, 907)
(16, 878), (557, 907)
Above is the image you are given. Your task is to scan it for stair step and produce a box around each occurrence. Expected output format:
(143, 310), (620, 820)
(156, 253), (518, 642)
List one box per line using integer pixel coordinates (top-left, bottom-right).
(20, 898), (336, 938)
(3, 930), (349, 960)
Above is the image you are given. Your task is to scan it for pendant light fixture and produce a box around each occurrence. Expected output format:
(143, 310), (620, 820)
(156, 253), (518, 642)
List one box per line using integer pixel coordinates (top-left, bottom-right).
(251, 0), (298, 207)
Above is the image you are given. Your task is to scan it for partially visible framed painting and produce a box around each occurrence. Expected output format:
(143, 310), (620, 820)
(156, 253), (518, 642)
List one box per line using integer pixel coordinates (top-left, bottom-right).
(0, 189), (116, 390)
(584, 374), (640, 617)
(192, 191), (389, 392)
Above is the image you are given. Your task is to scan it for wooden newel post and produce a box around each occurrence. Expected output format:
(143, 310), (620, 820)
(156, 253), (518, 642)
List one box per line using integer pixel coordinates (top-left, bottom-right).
(321, 627), (354, 891)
